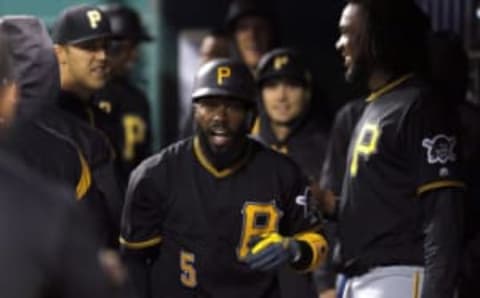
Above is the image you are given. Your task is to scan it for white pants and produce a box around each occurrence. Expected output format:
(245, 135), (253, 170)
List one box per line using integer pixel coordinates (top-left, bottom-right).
(340, 266), (424, 298)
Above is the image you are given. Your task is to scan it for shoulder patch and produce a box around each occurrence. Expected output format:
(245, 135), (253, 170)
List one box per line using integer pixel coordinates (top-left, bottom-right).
(422, 135), (456, 164)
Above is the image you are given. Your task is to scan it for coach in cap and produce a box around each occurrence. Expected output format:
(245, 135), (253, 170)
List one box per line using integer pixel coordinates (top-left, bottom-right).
(50, 4), (123, 248)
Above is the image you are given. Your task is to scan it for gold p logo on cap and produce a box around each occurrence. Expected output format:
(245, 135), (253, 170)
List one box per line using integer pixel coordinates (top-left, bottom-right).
(274, 55), (289, 70)
(87, 10), (102, 29)
(217, 66), (231, 85)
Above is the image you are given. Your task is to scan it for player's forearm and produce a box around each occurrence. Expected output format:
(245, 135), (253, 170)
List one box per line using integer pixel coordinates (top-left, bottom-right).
(421, 188), (463, 298)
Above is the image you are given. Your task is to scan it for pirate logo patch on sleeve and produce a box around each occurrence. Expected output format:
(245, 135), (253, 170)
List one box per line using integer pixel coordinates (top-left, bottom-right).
(422, 135), (457, 165)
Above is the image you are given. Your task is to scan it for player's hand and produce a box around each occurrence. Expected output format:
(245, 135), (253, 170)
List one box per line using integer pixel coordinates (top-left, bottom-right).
(244, 233), (301, 271)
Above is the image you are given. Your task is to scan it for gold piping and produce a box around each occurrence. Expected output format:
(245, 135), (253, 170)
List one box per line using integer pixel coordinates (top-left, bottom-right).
(193, 136), (251, 178)
(417, 180), (465, 196)
(119, 236), (162, 249)
(366, 73), (414, 102)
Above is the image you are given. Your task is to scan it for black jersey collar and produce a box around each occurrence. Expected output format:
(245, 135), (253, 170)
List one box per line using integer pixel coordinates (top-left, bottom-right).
(366, 73), (414, 102)
(193, 136), (252, 178)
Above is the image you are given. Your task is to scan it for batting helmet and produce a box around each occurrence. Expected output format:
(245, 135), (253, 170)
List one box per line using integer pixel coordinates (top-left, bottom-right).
(99, 3), (152, 42)
(192, 58), (256, 106)
(256, 48), (311, 87)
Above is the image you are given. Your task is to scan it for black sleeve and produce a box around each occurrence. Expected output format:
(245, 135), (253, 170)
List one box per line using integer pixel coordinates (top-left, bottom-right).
(92, 161), (124, 247)
(401, 95), (465, 298)
(421, 187), (463, 298)
(120, 156), (167, 298)
(278, 160), (328, 272)
(57, 205), (116, 298)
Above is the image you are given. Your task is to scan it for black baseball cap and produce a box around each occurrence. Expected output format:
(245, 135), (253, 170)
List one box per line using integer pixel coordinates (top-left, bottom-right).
(256, 48), (311, 87)
(51, 4), (113, 45)
(99, 4), (152, 42)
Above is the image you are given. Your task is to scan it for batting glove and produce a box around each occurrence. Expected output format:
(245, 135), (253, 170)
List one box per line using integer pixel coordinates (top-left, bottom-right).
(244, 233), (301, 271)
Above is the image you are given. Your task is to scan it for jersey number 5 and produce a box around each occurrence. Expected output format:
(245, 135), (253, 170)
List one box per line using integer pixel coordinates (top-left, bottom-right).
(237, 202), (282, 260)
(180, 250), (197, 288)
(350, 123), (380, 177)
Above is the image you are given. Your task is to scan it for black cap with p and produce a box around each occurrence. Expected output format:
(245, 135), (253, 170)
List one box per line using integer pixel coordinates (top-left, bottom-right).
(51, 4), (113, 45)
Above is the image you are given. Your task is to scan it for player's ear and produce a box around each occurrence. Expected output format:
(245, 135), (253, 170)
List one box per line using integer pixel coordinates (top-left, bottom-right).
(54, 44), (67, 64)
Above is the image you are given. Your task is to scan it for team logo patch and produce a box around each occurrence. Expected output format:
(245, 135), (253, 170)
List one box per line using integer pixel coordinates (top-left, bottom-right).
(422, 135), (456, 164)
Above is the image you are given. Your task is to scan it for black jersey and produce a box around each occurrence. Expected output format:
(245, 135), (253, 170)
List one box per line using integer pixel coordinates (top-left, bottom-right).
(320, 99), (366, 196)
(253, 113), (328, 182)
(93, 76), (152, 188)
(0, 151), (112, 298)
(252, 110), (328, 298)
(121, 137), (323, 298)
(2, 15), (121, 248)
(339, 75), (465, 272)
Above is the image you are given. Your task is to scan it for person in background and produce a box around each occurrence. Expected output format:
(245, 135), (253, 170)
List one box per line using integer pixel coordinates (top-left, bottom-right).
(94, 3), (154, 191)
(1, 13), (121, 249)
(427, 31), (480, 298)
(0, 27), (119, 298)
(252, 47), (330, 298)
(224, 0), (278, 72)
(199, 29), (231, 65)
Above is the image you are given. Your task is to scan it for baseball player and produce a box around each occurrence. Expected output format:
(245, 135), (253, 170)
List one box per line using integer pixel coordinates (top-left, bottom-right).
(330, 1), (465, 297)
(93, 3), (153, 191)
(0, 29), (118, 298)
(3, 6), (122, 248)
(225, 0), (278, 72)
(251, 48), (330, 298)
(120, 58), (328, 298)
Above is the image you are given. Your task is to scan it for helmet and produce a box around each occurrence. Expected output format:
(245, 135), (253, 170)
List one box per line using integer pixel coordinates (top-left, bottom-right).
(99, 3), (152, 42)
(256, 48), (311, 87)
(224, 0), (274, 32)
(192, 58), (256, 106)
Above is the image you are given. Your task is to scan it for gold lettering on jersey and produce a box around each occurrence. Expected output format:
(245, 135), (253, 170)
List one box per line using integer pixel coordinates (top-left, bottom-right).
(180, 250), (197, 288)
(350, 123), (380, 177)
(123, 115), (147, 161)
(274, 55), (289, 70)
(237, 201), (282, 260)
(98, 100), (112, 114)
(86, 10), (102, 29)
(217, 66), (231, 85)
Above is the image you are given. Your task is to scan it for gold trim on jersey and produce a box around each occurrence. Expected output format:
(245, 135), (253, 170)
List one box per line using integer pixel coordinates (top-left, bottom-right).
(193, 136), (251, 178)
(250, 116), (261, 135)
(294, 232), (328, 272)
(271, 144), (288, 155)
(366, 73), (414, 102)
(76, 151), (92, 200)
(119, 236), (162, 250)
(417, 180), (465, 196)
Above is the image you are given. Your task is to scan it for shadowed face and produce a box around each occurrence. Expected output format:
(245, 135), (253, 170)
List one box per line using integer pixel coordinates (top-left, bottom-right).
(194, 96), (248, 153)
(199, 35), (231, 65)
(336, 3), (369, 83)
(234, 15), (273, 70)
